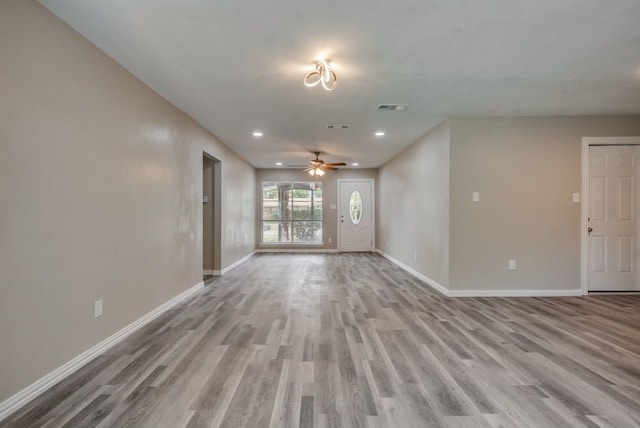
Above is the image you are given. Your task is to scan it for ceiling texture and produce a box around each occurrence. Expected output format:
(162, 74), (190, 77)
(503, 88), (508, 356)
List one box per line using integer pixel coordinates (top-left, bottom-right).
(40, 0), (640, 169)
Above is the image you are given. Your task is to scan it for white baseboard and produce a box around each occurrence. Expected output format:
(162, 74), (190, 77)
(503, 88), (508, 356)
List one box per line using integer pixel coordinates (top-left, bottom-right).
(256, 248), (338, 253)
(203, 270), (220, 276)
(221, 250), (256, 275)
(448, 288), (583, 297)
(376, 249), (583, 298)
(0, 281), (205, 423)
(376, 250), (449, 296)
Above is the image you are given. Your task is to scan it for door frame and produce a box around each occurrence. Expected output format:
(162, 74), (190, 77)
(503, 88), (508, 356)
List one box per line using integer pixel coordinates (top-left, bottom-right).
(581, 137), (640, 294)
(336, 178), (375, 252)
(203, 152), (222, 276)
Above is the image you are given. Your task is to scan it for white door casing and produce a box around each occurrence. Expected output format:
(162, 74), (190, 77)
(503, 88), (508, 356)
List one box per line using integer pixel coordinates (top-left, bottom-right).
(338, 179), (374, 252)
(582, 139), (640, 292)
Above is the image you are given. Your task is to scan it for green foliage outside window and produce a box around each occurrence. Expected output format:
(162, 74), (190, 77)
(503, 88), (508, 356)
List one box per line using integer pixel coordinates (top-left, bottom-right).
(262, 182), (322, 243)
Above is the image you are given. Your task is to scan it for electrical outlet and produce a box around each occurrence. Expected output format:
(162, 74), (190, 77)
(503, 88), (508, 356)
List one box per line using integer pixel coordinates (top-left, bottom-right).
(414, 251), (417, 260)
(94, 300), (103, 318)
(328, 237), (332, 243)
(509, 260), (516, 270)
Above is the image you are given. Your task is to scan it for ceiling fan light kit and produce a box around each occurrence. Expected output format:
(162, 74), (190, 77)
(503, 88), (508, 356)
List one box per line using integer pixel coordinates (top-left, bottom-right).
(308, 167), (325, 176)
(303, 60), (337, 91)
(303, 151), (346, 176)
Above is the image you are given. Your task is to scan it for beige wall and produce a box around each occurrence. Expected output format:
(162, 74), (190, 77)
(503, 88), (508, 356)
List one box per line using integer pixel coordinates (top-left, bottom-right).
(256, 169), (378, 250)
(378, 116), (640, 293)
(449, 116), (640, 291)
(0, 0), (255, 403)
(221, 154), (256, 266)
(378, 121), (451, 287)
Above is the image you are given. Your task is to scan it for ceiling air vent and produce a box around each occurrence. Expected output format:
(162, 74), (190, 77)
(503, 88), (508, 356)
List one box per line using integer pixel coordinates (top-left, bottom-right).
(377, 104), (408, 111)
(325, 124), (350, 129)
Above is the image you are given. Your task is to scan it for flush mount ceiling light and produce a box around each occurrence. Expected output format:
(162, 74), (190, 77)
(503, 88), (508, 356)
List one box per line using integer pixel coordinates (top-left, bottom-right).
(252, 131), (263, 137)
(375, 131), (385, 137)
(304, 60), (337, 91)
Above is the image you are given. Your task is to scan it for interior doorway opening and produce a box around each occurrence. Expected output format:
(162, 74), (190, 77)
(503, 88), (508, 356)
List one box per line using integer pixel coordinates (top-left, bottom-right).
(203, 153), (221, 278)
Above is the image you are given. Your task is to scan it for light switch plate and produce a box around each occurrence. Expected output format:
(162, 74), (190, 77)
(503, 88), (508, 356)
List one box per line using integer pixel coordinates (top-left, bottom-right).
(94, 300), (103, 318)
(472, 192), (480, 202)
(329, 204), (337, 210)
(509, 260), (516, 270)
(572, 193), (580, 203)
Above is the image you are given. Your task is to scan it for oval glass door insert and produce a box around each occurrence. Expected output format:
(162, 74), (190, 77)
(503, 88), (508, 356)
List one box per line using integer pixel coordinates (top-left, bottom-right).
(349, 190), (363, 224)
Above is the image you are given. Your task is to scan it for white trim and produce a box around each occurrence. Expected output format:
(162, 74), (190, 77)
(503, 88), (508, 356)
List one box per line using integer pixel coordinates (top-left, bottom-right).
(581, 137), (640, 295)
(220, 250), (256, 275)
(581, 138), (590, 296)
(203, 269), (219, 276)
(376, 250), (449, 296)
(256, 248), (339, 253)
(337, 178), (376, 252)
(581, 136), (640, 145)
(588, 291), (640, 295)
(448, 288), (583, 298)
(378, 250), (583, 298)
(0, 281), (205, 423)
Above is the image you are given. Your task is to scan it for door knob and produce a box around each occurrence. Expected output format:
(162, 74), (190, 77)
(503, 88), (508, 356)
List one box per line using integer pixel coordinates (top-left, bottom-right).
(588, 227), (593, 233)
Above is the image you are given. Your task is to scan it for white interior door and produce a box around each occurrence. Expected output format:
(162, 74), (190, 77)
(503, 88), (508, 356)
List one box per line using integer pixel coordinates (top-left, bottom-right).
(588, 145), (640, 291)
(338, 179), (374, 252)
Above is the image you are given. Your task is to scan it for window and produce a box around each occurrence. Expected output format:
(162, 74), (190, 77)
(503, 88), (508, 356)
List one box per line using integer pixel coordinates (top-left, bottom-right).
(349, 190), (362, 224)
(262, 182), (322, 243)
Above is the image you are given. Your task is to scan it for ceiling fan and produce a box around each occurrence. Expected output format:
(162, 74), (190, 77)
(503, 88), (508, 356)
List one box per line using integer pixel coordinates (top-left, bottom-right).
(304, 151), (346, 176)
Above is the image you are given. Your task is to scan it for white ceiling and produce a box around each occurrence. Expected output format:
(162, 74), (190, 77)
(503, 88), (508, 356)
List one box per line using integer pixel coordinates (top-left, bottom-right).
(40, 0), (640, 168)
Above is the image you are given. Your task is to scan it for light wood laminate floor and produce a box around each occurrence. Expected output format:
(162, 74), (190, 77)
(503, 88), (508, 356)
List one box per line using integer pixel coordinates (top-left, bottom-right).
(4, 253), (640, 427)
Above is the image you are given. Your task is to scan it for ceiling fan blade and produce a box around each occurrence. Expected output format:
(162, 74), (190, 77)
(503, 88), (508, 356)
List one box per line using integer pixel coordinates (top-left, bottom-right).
(325, 162), (347, 166)
(323, 165), (339, 170)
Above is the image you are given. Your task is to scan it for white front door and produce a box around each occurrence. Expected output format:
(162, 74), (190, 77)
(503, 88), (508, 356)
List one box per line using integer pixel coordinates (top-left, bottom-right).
(338, 179), (374, 252)
(588, 145), (640, 291)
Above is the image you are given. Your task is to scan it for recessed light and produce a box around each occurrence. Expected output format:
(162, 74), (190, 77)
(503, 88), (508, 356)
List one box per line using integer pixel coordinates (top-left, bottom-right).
(252, 131), (263, 137)
(375, 131), (385, 137)
(352, 162), (359, 166)
(275, 162), (282, 166)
